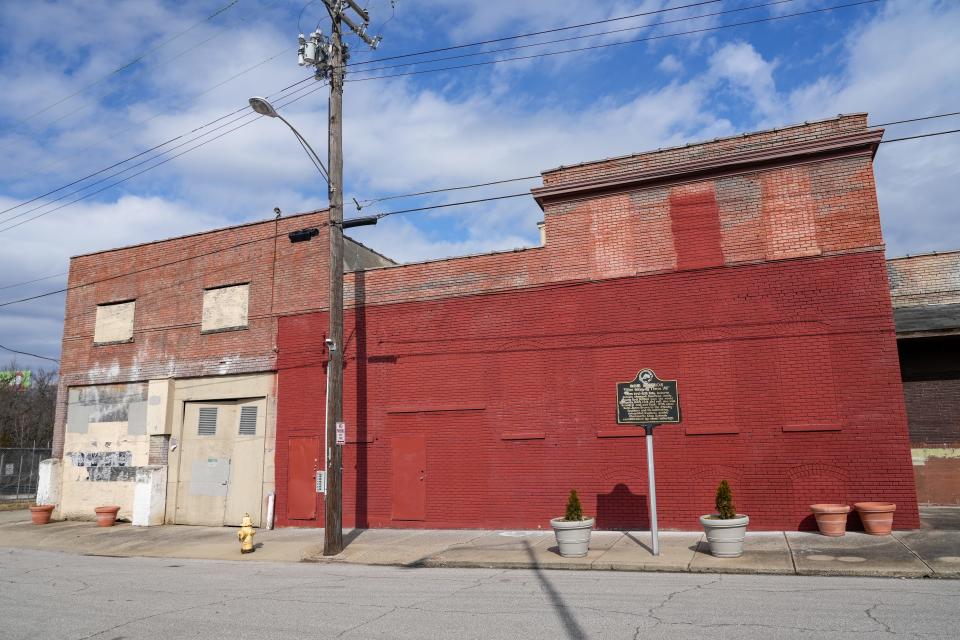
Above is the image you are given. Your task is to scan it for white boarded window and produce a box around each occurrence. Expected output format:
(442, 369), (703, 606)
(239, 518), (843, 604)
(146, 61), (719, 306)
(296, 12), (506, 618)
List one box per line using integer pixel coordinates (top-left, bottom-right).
(94, 300), (135, 344)
(238, 406), (258, 435)
(201, 283), (249, 333)
(198, 407), (218, 436)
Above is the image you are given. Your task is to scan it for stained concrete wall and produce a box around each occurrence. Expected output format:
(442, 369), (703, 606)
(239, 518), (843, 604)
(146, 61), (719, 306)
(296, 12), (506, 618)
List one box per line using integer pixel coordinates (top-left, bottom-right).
(58, 375), (276, 525)
(133, 466), (167, 526)
(163, 373), (276, 526)
(61, 420), (149, 520)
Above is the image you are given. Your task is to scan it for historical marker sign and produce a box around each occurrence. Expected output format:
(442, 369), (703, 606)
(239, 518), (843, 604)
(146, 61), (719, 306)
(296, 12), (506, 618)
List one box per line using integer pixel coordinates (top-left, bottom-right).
(616, 369), (680, 425)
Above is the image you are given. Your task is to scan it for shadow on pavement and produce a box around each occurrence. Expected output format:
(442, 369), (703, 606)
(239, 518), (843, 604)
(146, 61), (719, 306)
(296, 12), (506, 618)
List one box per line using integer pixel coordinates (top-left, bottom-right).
(522, 540), (586, 640)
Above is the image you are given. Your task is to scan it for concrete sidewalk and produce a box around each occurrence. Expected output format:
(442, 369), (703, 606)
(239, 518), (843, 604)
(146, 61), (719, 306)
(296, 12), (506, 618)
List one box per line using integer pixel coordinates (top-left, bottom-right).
(1, 509), (957, 578)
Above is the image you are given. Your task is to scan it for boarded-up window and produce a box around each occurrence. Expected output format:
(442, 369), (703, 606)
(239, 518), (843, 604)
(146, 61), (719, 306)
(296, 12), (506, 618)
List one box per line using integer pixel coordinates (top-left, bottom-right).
(201, 284), (249, 333)
(238, 406), (258, 435)
(94, 300), (135, 344)
(198, 407), (218, 436)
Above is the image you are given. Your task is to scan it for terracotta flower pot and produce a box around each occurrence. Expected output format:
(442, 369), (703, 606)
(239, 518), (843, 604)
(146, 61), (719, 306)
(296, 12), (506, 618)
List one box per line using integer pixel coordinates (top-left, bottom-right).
(854, 502), (896, 535)
(810, 504), (851, 536)
(94, 505), (121, 527)
(29, 504), (55, 525)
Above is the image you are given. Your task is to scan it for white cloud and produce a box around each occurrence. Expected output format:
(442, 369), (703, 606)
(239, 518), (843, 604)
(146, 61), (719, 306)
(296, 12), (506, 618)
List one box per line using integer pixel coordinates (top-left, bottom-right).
(658, 54), (684, 74)
(2, 0), (959, 369)
(708, 41), (781, 119)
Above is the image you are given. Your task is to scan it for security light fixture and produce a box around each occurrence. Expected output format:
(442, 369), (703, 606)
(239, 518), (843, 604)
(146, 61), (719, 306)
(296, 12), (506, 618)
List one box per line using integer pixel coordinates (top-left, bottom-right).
(288, 227), (319, 243)
(342, 215), (378, 229)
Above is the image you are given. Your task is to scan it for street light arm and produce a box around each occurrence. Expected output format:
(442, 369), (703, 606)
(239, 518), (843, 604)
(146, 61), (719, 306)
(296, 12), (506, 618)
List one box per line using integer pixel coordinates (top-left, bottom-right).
(274, 113), (331, 183)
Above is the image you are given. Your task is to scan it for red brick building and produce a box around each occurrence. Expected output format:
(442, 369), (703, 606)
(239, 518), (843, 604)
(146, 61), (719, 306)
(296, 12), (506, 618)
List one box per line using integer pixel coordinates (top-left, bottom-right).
(48, 114), (920, 531)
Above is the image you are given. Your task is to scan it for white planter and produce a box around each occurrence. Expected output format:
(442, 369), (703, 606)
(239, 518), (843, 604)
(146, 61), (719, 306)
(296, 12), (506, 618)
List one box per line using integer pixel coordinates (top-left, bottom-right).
(550, 517), (595, 557)
(699, 514), (749, 558)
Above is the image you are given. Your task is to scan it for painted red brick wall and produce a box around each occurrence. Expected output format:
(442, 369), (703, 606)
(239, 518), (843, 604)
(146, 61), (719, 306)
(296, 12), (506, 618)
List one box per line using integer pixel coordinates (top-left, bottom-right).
(275, 251), (920, 531)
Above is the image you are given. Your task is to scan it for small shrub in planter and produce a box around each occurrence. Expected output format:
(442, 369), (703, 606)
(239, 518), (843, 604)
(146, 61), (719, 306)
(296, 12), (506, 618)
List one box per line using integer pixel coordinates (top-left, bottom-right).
(550, 490), (595, 558)
(699, 480), (749, 558)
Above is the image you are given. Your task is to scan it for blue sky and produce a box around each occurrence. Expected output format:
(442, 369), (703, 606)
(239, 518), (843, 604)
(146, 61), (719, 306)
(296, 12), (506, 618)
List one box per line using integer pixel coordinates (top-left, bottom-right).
(1, 0), (959, 371)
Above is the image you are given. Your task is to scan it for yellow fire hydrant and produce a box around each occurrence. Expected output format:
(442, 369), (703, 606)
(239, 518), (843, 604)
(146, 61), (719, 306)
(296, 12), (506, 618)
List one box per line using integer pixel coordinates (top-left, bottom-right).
(238, 513), (256, 554)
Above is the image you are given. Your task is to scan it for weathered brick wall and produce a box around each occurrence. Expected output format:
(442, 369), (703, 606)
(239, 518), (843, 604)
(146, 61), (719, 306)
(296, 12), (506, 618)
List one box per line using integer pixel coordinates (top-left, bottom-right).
(276, 251), (919, 531)
(888, 251), (960, 307)
(54, 212), (330, 455)
(887, 252), (960, 505)
(902, 379), (960, 447)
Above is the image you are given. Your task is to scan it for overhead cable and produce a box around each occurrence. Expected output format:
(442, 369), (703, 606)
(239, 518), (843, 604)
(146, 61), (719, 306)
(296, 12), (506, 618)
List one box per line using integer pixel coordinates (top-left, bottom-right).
(346, 0), (881, 84)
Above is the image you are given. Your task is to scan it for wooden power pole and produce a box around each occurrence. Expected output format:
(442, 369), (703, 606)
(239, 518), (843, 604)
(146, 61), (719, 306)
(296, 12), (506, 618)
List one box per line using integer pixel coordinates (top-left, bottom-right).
(316, 0), (380, 557)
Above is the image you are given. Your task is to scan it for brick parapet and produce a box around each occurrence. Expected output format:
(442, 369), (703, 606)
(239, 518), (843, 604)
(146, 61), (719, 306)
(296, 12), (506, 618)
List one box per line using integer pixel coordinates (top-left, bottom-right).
(887, 251), (960, 308)
(540, 114), (869, 187)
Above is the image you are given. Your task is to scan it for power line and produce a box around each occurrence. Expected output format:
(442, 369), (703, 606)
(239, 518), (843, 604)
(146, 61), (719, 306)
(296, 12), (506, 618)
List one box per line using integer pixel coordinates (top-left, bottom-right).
(873, 112), (960, 128)
(347, 0), (799, 77)
(369, 192), (532, 220)
(880, 128), (960, 144)
(0, 81), (329, 234)
(346, 0), (881, 84)
(0, 272), (67, 291)
(1, 45), (298, 193)
(345, 0), (724, 68)
(2, 123), (959, 309)
(0, 223), (325, 309)
(0, 75), (320, 223)
(0, 0), (864, 226)
(354, 174), (541, 209)
(6, 1), (241, 128)
(0, 343), (60, 364)
(0, 73), (314, 219)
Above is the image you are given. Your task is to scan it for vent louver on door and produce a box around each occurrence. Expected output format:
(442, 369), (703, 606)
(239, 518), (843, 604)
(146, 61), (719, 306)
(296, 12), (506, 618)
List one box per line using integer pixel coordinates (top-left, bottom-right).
(198, 407), (218, 435)
(238, 406), (257, 436)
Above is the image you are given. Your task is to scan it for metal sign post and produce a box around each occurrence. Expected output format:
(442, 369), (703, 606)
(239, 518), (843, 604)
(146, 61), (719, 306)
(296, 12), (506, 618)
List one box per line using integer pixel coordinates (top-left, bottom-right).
(644, 424), (659, 556)
(616, 369), (680, 558)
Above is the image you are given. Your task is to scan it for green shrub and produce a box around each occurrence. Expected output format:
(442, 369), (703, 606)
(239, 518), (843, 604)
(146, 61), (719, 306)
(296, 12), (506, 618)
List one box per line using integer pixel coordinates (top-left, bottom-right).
(564, 489), (584, 521)
(715, 480), (736, 519)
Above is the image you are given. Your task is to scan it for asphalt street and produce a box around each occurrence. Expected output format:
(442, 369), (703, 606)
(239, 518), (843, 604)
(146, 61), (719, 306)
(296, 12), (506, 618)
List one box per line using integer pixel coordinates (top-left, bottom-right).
(1, 548), (956, 639)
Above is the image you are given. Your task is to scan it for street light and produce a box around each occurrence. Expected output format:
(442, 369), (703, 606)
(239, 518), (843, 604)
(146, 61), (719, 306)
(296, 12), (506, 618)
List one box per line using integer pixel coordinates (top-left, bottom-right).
(250, 92), (378, 556)
(249, 96), (278, 117)
(249, 94), (341, 553)
(248, 97), (329, 182)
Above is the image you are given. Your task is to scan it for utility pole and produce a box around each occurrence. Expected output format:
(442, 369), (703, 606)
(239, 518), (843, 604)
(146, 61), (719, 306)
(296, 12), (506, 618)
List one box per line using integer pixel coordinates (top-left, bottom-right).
(300, 0), (380, 557)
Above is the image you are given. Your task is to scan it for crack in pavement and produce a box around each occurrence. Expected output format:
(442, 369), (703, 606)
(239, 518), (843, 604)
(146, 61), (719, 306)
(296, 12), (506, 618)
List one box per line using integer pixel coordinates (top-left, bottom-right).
(334, 606), (399, 638)
(865, 603), (896, 635)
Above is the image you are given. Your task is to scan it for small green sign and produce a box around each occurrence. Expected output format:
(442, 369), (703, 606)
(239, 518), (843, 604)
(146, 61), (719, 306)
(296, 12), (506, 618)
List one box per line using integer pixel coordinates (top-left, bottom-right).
(0, 370), (31, 388)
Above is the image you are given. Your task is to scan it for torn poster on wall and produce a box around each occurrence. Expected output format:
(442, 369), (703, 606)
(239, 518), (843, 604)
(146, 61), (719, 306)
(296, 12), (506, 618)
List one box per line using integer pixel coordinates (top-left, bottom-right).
(68, 450), (133, 468)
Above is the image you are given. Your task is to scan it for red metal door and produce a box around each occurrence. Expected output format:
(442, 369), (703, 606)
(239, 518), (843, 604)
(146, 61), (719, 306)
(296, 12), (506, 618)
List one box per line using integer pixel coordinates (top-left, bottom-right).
(287, 437), (320, 520)
(391, 435), (426, 521)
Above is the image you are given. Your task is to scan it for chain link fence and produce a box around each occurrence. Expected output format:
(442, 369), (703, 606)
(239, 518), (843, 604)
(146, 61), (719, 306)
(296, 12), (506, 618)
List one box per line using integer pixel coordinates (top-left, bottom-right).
(0, 447), (52, 502)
